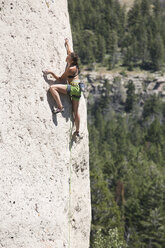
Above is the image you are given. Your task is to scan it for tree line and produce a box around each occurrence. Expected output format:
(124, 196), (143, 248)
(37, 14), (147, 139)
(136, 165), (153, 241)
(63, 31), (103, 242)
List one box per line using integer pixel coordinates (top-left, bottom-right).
(68, 0), (165, 71)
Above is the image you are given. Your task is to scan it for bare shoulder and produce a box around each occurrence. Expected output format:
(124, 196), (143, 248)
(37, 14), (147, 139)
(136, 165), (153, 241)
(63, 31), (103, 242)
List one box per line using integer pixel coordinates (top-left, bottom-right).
(69, 65), (77, 73)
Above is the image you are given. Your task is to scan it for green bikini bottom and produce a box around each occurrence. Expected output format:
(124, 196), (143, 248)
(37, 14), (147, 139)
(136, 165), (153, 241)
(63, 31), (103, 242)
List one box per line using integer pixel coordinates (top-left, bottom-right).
(66, 82), (81, 101)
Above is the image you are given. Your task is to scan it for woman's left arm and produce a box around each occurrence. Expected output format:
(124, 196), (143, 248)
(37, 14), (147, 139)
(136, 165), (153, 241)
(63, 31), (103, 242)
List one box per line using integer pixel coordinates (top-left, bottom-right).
(43, 67), (71, 82)
(50, 71), (60, 81)
(55, 67), (71, 81)
(43, 70), (67, 82)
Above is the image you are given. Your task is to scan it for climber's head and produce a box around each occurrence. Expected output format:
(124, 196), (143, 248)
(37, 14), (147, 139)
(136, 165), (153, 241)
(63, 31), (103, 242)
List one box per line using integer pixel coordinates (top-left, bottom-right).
(66, 52), (79, 66)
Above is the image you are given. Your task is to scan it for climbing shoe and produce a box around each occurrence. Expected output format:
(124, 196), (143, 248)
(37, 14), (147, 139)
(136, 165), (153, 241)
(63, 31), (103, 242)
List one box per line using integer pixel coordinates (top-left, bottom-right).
(73, 130), (80, 137)
(52, 106), (64, 114)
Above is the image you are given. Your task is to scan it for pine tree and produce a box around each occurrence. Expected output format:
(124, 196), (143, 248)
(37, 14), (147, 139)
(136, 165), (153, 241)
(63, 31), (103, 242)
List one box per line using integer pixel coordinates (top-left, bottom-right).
(107, 30), (118, 69)
(96, 35), (106, 63)
(150, 34), (164, 70)
(125, 80), (136, 113)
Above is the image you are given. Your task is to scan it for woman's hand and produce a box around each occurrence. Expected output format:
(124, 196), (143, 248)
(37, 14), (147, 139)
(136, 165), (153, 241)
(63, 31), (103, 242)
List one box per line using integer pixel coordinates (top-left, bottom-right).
(42, 70), (58, 80)
(42, 69), (51, 75)
(65, 38), (69, 47)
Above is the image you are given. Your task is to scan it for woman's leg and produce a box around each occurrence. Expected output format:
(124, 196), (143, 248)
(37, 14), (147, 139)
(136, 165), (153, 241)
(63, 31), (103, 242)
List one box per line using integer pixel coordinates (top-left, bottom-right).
(72, 99), (80, 133)
(49, 84), (67, 109)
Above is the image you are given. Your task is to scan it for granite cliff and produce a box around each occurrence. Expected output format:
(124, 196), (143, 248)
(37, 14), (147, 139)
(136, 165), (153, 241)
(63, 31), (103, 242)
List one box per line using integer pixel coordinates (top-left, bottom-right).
(0, 1), (91, 247)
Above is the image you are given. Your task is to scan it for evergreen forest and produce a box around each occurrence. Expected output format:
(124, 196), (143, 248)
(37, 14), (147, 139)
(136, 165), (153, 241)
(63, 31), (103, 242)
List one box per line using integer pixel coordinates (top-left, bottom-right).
(68, 0), (165, 71)
(88, 85), (165, 247)
(68, 0), (165, 247)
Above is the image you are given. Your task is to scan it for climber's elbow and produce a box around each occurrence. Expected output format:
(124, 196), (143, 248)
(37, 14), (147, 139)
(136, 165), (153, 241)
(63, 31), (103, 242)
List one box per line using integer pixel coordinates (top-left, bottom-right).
(59, 71), (67, 82)
(58, 76), (66, 83)
(67, 49), (72, 55)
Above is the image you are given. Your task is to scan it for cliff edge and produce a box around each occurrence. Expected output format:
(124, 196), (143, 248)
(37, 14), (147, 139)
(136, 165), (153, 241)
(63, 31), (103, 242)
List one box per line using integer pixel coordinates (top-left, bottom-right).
(0, 1), (91, 247)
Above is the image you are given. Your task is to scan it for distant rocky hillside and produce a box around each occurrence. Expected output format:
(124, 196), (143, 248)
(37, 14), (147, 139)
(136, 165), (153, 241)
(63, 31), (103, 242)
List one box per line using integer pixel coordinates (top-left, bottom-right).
(81, 71), (165, 110)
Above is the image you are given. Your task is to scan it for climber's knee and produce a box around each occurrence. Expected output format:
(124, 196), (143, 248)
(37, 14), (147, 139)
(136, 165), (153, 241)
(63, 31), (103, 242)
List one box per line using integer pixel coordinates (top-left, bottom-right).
(50, 85), (57, 92)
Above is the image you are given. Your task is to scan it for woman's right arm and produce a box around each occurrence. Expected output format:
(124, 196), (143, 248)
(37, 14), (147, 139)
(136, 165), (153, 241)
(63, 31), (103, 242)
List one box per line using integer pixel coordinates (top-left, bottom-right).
(65, 38), (72, 55)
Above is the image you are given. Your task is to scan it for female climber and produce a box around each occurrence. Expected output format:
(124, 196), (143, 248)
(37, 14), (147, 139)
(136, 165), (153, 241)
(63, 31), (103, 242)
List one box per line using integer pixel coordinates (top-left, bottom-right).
(43, 38), (81, 137)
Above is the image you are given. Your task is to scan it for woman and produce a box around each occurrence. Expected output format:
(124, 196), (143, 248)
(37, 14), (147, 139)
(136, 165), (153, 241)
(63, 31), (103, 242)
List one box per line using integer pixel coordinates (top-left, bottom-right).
(43, 38), (81, 137)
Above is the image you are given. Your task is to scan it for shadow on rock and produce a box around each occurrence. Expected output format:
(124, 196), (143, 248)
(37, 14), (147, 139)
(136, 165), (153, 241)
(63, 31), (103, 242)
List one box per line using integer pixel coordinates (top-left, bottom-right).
(43, 73), (55, 86)
(47, 90), (58, 126)
(46, 90), (73, 126)
(43, 72), (73, 126)
(69, 133), (83, 150)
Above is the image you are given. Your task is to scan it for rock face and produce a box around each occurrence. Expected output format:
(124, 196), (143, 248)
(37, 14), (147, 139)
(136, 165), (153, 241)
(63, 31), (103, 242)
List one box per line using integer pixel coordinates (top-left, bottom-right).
(0, 1), (91, 247)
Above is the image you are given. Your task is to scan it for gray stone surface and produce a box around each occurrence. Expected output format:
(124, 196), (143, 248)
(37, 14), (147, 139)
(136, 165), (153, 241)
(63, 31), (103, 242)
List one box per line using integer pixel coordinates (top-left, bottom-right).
(0, 1), (91, 247)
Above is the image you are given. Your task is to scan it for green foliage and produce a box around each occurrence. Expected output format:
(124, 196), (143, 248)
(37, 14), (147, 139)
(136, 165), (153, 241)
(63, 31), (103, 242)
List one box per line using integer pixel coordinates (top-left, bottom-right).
(68, 0), (125, 65)
(88, 87), (165, 247)
(68, 0), (165, 246)
(142, 95), (162, 120)
(125, 80), (136, 112)
(94, 228), (126, 248)
(150, 34), (164, 70)
(68, 0), (165, 70)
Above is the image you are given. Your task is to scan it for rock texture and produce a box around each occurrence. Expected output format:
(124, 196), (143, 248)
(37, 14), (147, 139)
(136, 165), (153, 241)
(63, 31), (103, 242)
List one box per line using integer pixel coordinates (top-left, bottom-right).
(82, 71), (165, 102)
(0, 1), (91, 247)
